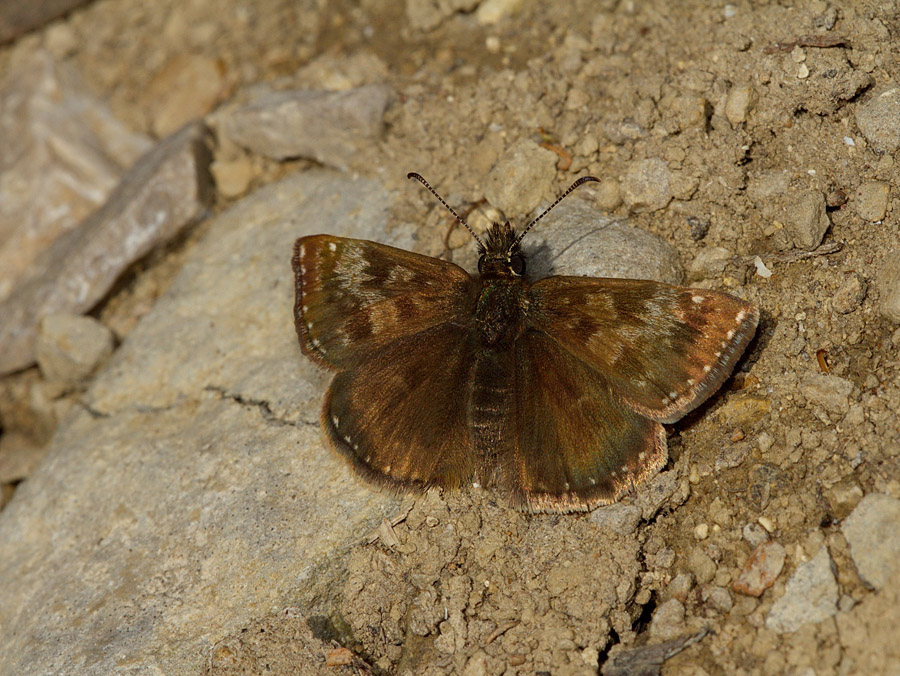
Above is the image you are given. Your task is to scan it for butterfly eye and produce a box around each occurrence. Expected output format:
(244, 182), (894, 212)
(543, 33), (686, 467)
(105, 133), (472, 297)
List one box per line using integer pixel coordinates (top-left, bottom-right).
(510, 254), (526, 276)
(477, 254), (486, 273)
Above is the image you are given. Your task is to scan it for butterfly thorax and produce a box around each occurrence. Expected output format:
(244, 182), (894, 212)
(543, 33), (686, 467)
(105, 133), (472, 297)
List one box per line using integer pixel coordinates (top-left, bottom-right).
(474, 223), (528, 346)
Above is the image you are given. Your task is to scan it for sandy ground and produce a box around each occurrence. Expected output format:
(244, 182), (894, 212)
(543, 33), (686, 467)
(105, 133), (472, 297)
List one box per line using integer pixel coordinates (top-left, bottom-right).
(2, 0), (899, 674)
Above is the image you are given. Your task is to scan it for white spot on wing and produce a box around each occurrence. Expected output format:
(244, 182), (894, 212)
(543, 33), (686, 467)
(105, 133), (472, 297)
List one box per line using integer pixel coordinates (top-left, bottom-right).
(329, 242), (337, 252)
(692, 295), (704, 304)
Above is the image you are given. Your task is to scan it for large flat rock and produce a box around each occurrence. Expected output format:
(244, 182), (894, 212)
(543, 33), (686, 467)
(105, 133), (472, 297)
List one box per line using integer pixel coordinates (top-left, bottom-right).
(0, 171), (407, 675)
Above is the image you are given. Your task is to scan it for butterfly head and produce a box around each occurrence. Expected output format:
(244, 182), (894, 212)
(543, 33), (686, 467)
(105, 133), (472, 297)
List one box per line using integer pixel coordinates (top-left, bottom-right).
(478, 222), (526, 277)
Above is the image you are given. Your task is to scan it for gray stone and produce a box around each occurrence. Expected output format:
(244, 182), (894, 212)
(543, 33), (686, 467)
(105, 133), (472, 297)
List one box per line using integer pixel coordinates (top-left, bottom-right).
(877, 252), (900, 323)
(853, 181), (890, 222)
(590, 503), (643, 535)
(35, 314), (115, 385)
(742, 522), (770, 548)
(842, 493), (900, 590)
(855, 85), (900, 154)
(0, 171), (404, 675)
(0, 50), (152, 303)
(0, 122), (212, 375)
(519, 197), (684, 285)
(484, 138), (558, 217)
(784, 191), (830, 249)
(800, 372), (854, 415)
(633, 470), (682, 521)
(216, 84), (392, 171)
(687, 547), (717, 584)
(831, 272), (867, 314)
(649, 598), (686, 640)
(766, 547), (838, 633)
(621, 158), (673, 213)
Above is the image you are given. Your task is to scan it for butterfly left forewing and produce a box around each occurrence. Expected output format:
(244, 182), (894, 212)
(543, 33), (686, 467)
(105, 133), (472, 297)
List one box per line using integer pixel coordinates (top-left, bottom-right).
(527, 277), (758, 423)
(293, 235), (475, 370)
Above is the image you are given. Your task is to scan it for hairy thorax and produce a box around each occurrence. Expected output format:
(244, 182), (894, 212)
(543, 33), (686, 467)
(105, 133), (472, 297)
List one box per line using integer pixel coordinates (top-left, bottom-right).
(474, 276), (528, 346)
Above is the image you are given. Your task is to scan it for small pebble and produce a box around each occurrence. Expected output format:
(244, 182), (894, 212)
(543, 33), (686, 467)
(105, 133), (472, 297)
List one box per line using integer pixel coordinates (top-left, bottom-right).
(620, 158), (673, 213)
(35, 314), (115, 385)
(831, 272), (867, 314)
(855, 86), (900, 153)
(725, 85), (757, 125)
(878, 253), (900, 323)
(853, 181), (890, 222)
(743, 523), (770, 548)
(800, 372), (854, 414)
(649, 598), (686, 640)
(484, 139), (558, 217)
(694, 523), (709, 540)
(733, 541), (786, 597)
(784, 191), (830, 249)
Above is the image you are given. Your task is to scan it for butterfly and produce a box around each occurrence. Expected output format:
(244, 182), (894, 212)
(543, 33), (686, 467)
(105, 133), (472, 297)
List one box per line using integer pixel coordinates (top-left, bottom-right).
(292, 173), (759, 512)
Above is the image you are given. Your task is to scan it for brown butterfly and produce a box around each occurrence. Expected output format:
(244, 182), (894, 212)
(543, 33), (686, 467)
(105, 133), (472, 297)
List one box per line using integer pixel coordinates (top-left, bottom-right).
(292, 173), (758, 512)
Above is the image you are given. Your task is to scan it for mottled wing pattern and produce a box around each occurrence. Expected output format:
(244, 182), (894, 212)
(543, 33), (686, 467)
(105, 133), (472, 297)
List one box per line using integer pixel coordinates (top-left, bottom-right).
(293, 235), (475, 369)
(323, 322), (478, 491)
(527, 277), (759, 423)
(508, 330), (667, 512)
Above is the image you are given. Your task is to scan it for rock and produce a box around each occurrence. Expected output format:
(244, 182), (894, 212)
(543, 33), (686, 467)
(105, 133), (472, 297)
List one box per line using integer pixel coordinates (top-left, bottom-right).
(521, 198), (684, 285)
(855, 86), (900, 154)
(484, 139), (558, 217)
(141, 53), (229, 138)
(475, 0), (525, 25)
(35, 314), (115, 385)
(836, 567), (900, 675)
(725, 85), (757, 125)
(594, 177), (623, 211)
(635, 470), (682, 520)
(742, 523), (770, 548)
(747, 170), (790, 203)
(211, 156), (255, 198)
(733, 541), (786, 597)
(216, 84), (392, 171)
(0, 171), (404, 674)
(841, 493), (900, 590)
(649, 599), (686, 640)
(602, 631), (708, 676)
(0, 0), (92, 44)
(784, 191), (830, 249)
(406, 0), (479, 30)
(0, 122), (213, 376)
(766, 547), (838, 633)
(703, 585), (733, 613)
(687, 547), (717, 585)
(687, 246), (732, 282)
(878, 252), (900, 323)
(621, 158), (673, 213)
(0, 51), (152, 304)
(666, 573), (693, 602)
(853, 181), (890, 222)
(831, 272), (867, 314)
(800, 373), (854, 415)
(590, 503), (643, 535)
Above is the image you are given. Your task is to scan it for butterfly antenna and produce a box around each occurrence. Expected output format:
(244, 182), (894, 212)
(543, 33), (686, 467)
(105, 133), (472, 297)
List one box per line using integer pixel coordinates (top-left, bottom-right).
(407, 172), (485, 249)
(513, 176), (600, 248)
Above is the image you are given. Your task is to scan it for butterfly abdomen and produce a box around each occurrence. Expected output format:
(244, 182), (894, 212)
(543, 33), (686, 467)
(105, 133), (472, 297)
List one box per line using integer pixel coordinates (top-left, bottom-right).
(468, 347), (515, 485)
